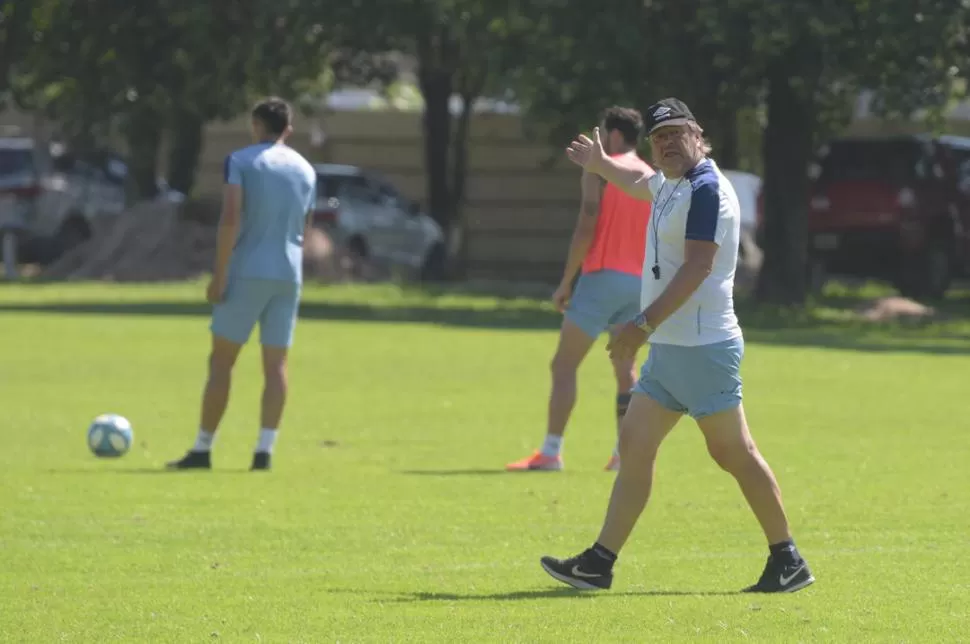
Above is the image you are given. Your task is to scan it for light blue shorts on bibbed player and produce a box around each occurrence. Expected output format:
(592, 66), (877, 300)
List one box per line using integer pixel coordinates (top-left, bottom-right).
(210, 279), (301, 348)
(633, 336), (745, 419)
(565, 269), (641, 339)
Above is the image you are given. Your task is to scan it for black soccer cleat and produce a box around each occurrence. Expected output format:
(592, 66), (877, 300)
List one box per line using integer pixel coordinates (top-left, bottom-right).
(165, 451), (211, 470)
(540, 549), (613, 590)
(742, 555), (815, 593)
(250, 452), (271, 471)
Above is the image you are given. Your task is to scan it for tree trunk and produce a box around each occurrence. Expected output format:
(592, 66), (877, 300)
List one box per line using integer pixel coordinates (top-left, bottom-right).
(418, 66), (453, 233)
(754, 59), (817, 306)
(444, 89), (477, 280)
(166, 109), (205, 196)
(123, 102), (163, 204)
(716, 109), (739, 169)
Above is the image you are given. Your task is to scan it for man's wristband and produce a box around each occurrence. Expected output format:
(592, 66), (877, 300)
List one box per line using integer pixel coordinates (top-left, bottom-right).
(633, 311), (654, 336)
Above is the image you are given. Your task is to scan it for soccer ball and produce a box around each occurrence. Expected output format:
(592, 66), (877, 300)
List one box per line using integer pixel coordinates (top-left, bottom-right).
(87, 414), (134, 458)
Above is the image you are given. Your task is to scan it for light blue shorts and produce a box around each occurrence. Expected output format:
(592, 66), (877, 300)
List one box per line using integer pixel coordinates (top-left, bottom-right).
(565, 269), (641, 339)
(633, 336), (744, 418)
(210, 279), (301, 348)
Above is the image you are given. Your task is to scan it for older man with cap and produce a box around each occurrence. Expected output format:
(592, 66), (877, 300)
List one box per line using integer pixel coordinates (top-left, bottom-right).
(538, 98), (814, 594)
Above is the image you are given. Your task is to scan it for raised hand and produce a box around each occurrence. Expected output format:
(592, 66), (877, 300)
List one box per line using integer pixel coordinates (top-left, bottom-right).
(566, 127), (606, 170)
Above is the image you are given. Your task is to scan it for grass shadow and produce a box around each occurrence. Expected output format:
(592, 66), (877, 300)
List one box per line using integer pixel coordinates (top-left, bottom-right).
(346, 588), (742, 603)
(2, 280), (970, 354)
(48, 467), (251, 475)
(398, 468), (512, 476)
(0, 299), (562, 331)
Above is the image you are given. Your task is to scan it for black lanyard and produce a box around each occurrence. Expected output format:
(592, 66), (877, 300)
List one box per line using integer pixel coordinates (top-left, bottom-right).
(651, 178), (684, 280)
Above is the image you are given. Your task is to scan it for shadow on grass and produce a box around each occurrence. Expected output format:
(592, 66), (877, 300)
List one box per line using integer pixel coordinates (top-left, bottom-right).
(48, 467), (251, 475)
(398, 468), (510, 476)
(335, 588), (741, 602)
(0, 299), (562, 331)
(2, 282), (970, 354)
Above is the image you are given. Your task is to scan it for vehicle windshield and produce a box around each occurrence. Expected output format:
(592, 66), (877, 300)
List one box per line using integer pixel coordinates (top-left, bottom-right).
(817, 140), (926, 184)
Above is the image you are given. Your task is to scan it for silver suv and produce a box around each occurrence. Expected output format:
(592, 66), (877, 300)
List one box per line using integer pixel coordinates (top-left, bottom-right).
(0, 136), (182, 268)
(0, 136), (128, 264)
(313, 164), (446, 279)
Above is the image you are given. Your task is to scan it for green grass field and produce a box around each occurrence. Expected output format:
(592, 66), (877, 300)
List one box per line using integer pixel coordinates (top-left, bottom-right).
(1, 281), (968, 642)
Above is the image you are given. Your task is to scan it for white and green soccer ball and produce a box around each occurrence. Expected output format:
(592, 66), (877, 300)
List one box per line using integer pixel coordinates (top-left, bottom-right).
(87, 414), (133, 458)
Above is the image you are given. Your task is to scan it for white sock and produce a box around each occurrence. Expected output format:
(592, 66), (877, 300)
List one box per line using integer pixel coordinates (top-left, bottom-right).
(540, 434), (564, 458)
(612, 443), (620, 459)
(256, 428), (278, 454)
(193, 429), (216, 452)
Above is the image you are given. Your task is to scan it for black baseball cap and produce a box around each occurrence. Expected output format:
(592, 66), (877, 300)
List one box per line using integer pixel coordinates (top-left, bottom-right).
(645, 98), (696, 134)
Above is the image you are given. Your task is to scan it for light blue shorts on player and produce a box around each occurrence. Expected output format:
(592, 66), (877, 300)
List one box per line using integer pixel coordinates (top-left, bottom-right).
(633, 336), (744, 419)
(565, 269), (641, 339)
(210, 278), (301, 348)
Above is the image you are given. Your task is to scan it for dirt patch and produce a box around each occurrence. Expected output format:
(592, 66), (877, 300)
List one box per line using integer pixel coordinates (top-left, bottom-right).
(855, 296), (937, 323)
(40, 199), (380, 283)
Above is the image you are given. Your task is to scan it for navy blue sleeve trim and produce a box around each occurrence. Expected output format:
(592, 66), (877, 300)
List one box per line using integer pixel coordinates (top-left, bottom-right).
(223, 154), (231, 183)
(684, 181), (720, 242)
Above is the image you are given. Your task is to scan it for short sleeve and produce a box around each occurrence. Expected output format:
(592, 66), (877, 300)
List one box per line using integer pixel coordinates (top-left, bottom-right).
(223, 154), (242, 185)
(684, 182), (724, 245)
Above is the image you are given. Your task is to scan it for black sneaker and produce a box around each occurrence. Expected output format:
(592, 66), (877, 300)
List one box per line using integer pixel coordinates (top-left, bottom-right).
(250, 452), (271, 471)
(165, 451), (211, 470)
(540, 549), (613, 590)
(743, 556), (815, 593)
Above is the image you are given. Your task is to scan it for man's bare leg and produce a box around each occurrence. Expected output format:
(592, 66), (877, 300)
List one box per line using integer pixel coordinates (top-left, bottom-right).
(696, 404), (814, 592)
(251, 345), (289, 470)
(605, 325), (639, 470)
(507, 318), (595, 470)
(539, 394), (682, 589)
(595, 394), (682, 552)
(167, 334), (242, 469)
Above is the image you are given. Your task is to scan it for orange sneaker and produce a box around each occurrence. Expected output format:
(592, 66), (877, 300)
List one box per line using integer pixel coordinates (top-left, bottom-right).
(604, 454), (620, 471)
(506, 450), (563, 471)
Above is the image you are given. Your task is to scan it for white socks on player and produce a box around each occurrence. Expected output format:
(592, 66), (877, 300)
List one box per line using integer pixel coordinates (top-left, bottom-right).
(540, 434), (564, 458)
(191, 429), (277, 454)
(193, 429), (216, 452)
(256, 428), (278, 454)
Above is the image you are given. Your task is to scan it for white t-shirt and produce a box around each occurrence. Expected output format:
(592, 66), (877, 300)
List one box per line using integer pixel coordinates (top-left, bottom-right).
(638, 158), (742, 346)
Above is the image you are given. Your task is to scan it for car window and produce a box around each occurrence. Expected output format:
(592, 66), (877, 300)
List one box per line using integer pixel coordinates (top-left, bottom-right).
(0, 149), (34, 177)
(318, 174), (378, 202)
(817, 140), (926, 184)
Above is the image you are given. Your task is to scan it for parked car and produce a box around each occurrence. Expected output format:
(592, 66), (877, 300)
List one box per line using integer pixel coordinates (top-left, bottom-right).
(313, 163), (446, 279)
(806, 134), (970, 299)
(0, 136), (181, 265)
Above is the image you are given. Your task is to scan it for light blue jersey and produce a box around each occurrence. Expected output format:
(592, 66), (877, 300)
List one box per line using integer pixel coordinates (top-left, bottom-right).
(224, 142), (316, 284)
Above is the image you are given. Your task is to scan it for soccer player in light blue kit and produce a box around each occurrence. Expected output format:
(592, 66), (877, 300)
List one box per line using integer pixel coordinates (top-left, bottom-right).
(167, 97), (316, 472)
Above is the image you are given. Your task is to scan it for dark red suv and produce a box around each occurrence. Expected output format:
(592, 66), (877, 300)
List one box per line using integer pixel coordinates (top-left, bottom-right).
(806, 135), (970, 299)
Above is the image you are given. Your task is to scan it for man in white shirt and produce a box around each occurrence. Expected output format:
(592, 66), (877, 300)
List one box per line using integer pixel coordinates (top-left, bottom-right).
(539, 98), (814, 594)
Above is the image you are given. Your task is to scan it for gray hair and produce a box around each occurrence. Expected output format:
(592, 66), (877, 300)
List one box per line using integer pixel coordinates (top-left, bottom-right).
(688, 121), (713, 155)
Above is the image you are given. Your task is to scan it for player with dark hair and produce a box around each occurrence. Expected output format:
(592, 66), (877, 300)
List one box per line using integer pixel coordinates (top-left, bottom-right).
(167, 97), (316, 472)
(507, 106), (654, 472)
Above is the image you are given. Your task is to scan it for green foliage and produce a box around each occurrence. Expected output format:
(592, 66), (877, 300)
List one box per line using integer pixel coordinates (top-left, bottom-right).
(514, 0), (970, 304)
